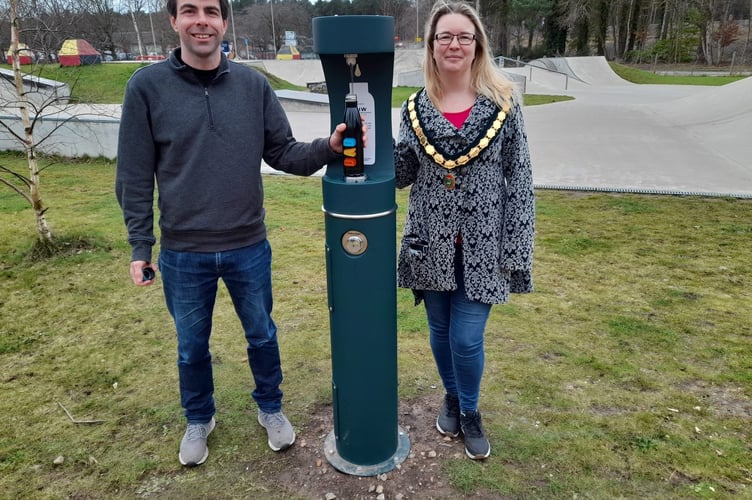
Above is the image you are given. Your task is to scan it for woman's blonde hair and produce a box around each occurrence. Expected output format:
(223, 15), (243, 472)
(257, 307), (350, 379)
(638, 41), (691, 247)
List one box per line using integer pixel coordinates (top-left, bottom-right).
(423, 0), (514, 112)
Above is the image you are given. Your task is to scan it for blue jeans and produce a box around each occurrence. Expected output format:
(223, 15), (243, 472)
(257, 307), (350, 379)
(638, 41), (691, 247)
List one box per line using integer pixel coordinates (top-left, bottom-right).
(159, 240), (283, 423)
(422, 250), (491, 413)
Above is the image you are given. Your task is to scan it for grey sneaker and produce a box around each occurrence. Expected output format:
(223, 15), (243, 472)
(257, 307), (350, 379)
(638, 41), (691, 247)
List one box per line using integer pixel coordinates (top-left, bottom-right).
(257, 410), (296, 451)
(460, 410), (491, 460)
(436, 393), (460, 437)
(179, 417), (215, 466)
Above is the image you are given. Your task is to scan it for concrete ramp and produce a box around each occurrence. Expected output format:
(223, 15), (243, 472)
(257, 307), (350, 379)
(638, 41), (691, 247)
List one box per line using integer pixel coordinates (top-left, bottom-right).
(650, 76), (752, 127)
(267, 49), (424, 87)
(512, 56), (630, 93)
(522, 71), (752, 198)
(253, 49), (425, 88)
(0, 68), (71, 108)
(256, 55), (627, 94)
(519, 66), (583, 93)
(564, 56), (631, 86)
(531, 57), (586, 83)
(393, 49), (423, 86)
(507, 58), (590, 93)
(251, 60), (325, 87)
(645, 76), (752, 170)
(275, 89), (329, 112)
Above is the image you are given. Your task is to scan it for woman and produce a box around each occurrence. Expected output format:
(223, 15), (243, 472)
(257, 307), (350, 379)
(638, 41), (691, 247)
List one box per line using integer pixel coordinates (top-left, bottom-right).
(394, 0), (535, 460)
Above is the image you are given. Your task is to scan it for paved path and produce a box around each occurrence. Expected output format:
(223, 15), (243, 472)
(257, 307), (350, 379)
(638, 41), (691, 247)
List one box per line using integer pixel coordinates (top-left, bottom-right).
(268, 56), (752, 198)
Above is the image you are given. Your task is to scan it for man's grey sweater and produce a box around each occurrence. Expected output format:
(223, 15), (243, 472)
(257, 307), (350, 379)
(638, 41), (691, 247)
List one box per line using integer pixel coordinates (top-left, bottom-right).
(116, 49), (337, 263)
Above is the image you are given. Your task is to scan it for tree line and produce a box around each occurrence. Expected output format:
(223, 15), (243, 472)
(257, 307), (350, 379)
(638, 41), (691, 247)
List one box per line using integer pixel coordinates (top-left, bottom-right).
(1, 0), (750, 66)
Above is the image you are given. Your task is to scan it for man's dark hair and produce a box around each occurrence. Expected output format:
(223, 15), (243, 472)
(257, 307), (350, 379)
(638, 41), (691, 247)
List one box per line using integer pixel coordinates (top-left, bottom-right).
(166, 0), (229, 20)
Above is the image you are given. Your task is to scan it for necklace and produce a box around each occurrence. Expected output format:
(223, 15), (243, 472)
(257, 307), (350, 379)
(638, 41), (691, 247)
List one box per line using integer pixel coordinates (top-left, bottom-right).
(408, 91), (506, 170)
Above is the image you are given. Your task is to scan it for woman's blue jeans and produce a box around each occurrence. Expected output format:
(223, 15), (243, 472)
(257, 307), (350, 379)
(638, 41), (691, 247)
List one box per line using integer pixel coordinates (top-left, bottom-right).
(422, 250), (491, 413)
(159, 240), (283, 423)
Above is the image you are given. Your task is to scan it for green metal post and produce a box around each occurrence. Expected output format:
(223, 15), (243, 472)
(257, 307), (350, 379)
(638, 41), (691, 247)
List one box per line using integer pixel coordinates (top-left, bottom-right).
(313, 16), (410, 476)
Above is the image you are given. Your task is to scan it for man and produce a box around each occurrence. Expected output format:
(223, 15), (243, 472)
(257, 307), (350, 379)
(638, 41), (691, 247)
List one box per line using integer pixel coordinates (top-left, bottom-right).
(116, 0), (358, 466)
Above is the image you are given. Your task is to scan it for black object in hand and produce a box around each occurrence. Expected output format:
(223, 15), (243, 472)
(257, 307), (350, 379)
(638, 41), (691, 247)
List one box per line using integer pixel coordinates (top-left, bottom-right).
(342, 93), (364, 177)
(142, 268), (155, 281)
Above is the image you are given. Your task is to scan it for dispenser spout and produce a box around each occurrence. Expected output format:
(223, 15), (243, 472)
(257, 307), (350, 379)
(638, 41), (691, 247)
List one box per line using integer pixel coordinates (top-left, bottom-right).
(344, 53), (358, 67)
(344, 53), (362, 88)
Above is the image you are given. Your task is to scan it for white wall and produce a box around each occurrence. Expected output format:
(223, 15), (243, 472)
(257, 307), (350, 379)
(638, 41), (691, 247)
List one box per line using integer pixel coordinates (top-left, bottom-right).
(0, 104), (120, 159)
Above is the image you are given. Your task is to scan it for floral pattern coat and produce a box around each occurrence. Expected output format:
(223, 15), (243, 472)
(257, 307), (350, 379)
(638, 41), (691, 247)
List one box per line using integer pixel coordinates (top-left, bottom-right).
(394, 89), (535, 304)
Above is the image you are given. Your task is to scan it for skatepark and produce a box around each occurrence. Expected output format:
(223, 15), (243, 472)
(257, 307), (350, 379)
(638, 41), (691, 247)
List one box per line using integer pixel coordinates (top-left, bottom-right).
(1, 53), (749, 197)
(264, 52), (752, 198)
(505, 56), (752, 198)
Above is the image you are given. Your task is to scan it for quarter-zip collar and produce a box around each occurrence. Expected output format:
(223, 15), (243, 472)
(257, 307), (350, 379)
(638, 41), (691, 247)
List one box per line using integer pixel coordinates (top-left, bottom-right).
(169, 47), (230, 84)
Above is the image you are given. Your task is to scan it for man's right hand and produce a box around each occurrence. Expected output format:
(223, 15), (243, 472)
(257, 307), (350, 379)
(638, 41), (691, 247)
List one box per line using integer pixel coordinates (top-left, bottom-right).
(130, 261), (156, 286)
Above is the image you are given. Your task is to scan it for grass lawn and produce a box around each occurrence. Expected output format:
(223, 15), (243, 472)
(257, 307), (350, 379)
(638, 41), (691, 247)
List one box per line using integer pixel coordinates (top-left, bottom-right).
(1, 153), (750, 498)
(1, 62), (310, 104)
(609, 62), (746, 85)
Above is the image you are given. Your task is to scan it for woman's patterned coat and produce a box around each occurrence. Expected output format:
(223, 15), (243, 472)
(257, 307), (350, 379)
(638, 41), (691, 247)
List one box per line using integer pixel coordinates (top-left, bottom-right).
(394, 89), (535, 305)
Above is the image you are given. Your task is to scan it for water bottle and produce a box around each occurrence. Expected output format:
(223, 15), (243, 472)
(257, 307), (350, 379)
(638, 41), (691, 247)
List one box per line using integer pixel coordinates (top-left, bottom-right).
(342, 93), (364, 178)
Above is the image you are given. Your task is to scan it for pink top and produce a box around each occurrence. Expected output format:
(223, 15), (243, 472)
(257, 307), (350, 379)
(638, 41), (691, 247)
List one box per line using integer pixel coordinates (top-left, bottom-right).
(443, 107), (472, 128)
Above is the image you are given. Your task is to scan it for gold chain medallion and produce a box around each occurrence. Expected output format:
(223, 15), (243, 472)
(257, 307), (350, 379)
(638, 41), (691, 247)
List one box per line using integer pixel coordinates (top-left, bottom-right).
(408, 92), (506, 170)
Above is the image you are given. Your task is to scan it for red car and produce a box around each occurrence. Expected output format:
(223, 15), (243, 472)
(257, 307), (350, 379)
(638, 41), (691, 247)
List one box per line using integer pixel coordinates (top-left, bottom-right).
(135, 53), (166, 61)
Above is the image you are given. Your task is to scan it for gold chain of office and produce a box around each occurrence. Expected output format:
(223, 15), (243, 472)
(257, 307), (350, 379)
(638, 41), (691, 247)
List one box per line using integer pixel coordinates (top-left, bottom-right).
(408, 91), (507, 170)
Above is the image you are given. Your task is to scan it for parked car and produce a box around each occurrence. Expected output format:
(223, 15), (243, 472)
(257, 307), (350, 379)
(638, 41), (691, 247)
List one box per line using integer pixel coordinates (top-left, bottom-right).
(135, 53), (166, 61)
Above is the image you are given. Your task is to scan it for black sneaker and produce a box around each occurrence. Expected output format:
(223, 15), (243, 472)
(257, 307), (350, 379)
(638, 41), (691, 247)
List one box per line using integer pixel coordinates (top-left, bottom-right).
(436, 393), (460, 437)
(460, 410), (491, 460)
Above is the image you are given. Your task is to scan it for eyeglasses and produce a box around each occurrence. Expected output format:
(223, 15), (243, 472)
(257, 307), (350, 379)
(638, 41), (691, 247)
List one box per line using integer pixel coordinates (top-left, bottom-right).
(434, 32), (476, 46)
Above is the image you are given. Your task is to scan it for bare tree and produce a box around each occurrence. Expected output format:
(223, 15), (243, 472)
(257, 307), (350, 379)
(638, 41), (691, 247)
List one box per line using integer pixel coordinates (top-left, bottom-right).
(73, 0), (121, 53)
(14, 0), (86, 57)
(2, 0), (53, 241)
(122, 0), (146, 57)
(1, 0), (120, 245)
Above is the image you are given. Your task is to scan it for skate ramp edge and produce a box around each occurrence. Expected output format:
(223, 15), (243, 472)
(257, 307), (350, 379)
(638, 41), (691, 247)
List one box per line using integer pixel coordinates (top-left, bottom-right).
(531, 56), (630, 87)
(564, 56), (631, 86)
(650, 76), (752, 126)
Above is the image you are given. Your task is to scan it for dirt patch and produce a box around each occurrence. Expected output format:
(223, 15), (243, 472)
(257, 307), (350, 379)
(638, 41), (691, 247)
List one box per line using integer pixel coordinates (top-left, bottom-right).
(678, 380), (752, 418)
(267, 394), (501, 499)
